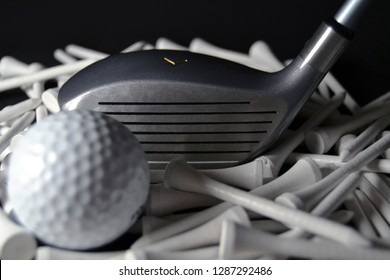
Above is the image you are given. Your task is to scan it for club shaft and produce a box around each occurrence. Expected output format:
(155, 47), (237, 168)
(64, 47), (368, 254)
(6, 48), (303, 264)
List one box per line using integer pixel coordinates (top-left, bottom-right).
(335, 0), (373, 30)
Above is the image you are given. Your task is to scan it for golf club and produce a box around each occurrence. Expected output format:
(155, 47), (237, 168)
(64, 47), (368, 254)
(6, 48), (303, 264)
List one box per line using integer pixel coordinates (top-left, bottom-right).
(59, 0), (372, 168)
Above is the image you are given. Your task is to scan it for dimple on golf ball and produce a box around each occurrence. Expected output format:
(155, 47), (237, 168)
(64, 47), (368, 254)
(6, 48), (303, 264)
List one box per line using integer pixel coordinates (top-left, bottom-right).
(7, 110), (150, 250)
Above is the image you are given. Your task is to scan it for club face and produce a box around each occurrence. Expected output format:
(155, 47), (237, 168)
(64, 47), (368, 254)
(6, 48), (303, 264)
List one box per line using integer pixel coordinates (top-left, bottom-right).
(59, 50), (290, 168)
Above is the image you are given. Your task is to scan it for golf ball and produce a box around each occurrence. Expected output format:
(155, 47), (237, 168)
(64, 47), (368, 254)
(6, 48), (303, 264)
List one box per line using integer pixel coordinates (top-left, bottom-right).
(7, 110), (149, 250)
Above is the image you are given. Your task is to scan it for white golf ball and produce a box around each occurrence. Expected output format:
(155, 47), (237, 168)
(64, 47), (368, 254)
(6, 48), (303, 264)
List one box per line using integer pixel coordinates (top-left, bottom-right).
(7, 110), (149, 250)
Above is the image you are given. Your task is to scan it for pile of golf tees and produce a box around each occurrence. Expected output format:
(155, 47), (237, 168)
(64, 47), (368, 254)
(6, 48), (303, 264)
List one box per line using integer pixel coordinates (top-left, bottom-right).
(1, 38), (390, 260)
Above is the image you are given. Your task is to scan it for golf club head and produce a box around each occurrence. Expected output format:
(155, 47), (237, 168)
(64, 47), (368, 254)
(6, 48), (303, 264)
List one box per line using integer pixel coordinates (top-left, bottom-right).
(58, 51), (308, 168)
(59, 17), (354, 168)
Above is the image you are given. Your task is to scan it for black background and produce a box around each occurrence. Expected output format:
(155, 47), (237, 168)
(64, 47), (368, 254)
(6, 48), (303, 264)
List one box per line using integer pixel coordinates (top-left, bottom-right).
(1, 0), (389, 106)
(0, 0), (389, 252)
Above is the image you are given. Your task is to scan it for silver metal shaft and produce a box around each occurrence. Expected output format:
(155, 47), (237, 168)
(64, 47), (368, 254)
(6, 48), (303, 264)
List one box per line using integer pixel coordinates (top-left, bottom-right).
(335, 0), (373, 30)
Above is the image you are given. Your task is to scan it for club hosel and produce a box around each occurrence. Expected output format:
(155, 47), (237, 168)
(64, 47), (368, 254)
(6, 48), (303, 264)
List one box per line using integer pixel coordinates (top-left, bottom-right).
(243, 20), (352, 163)
(298, 19), (353, 75)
